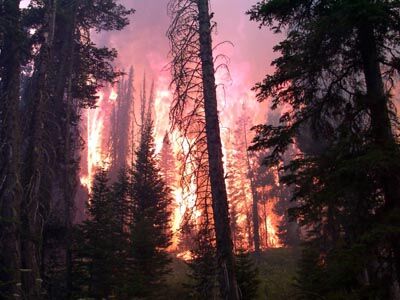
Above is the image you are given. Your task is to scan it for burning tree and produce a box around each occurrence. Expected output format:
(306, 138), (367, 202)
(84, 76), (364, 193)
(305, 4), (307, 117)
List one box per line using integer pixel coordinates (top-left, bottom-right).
(168, 0), (239, 298)
(160, 132), (177, 188)
(109, 67), (135, 177)
(225, 127), (254, 251)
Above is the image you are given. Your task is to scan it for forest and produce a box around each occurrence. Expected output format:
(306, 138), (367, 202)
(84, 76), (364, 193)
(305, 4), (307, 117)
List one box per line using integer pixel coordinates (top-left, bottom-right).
(1, 0), (400, 299)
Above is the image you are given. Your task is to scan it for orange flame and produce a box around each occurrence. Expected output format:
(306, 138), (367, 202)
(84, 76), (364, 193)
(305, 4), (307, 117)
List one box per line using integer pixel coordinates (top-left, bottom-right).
(80, 89), (117, 193)
(78, 78), (283, 256)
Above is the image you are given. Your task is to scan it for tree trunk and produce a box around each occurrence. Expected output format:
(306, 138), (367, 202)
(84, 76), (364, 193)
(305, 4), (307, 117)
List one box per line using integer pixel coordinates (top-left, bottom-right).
(0, 1), (23, 298)
(243, 122), (260, 254)
(196, 1), (239, 299)
(242, 187), (253, 249)
(21, 1), (58, 298)
(50, 3), (78, 297)
(358, 23), (400, 296)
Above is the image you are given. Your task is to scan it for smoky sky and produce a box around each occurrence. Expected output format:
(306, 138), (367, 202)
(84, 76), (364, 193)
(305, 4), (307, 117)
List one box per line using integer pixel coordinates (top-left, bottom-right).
(95, 1), (279, 121)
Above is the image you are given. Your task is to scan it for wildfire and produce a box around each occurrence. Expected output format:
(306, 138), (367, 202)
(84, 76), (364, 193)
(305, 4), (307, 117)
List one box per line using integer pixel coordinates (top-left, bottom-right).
(109, 87), (118, 102)
(176, 250), (193, 261)
(80, 89), (118, 193)
(78, 78), (283, 256)
(264, 197), (283, 248)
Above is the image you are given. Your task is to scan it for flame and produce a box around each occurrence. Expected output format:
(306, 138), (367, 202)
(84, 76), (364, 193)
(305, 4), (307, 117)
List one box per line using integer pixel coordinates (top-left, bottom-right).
(264, 197), (283, 248)
(109, 87), (118, 102)
(176, 250), (193, 261)
(79, 90), (116, 193)
(78, 75), (284, 256)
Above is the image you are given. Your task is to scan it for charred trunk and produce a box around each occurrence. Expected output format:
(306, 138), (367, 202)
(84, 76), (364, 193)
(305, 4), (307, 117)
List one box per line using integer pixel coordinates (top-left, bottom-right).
(196, 0), (239, 298)
(243, 123), (260, 254)
(21, 1), (58, 298)
(0, 1), (23, 298)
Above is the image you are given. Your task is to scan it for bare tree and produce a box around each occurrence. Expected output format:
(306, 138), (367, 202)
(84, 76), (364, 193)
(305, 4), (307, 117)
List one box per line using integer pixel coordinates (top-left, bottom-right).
(167, 0), (239, 298)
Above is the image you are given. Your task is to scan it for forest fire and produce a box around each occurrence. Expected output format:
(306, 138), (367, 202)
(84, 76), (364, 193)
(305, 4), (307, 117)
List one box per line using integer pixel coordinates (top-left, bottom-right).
(4, 1), (400, 299)
(78, 79), (284, 253)
(80, 89), (118, 193)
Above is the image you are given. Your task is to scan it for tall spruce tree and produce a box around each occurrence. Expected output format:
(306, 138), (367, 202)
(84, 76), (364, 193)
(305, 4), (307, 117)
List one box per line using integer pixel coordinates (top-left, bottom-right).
(72, 168), (130, 299)
(129, 119), (172, 298)
(248, 0), (400, 298)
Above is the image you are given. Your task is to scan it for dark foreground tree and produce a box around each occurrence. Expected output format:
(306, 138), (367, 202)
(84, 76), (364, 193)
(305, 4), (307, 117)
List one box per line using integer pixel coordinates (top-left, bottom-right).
(249, 0), (400, 298)
(1, 1), (133, 298)
(0, 1), (23, 298)
(72, 168), (130, 299)
(235, 250), (260, 300)
(129, 119), (172, 298)
(186, 227), (219, 300)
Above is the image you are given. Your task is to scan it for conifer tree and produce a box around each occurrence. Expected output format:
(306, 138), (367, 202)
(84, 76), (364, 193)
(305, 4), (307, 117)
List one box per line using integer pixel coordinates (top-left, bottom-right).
(168, 1), (240, 296)
(72, 168), (129, 299)
(186, 227), (219, 300)
(235, 250), (260, 300)
(248, 0), (400, 298)
(129, 119), (172, 298)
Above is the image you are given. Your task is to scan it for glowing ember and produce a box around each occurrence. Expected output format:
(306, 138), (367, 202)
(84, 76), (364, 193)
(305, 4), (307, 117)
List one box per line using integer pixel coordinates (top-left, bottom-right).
(176, 250), (193, 261)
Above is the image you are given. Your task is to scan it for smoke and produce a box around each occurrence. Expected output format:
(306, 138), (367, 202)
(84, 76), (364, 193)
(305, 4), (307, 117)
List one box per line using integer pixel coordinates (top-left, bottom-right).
(85, 0), (285, 248)
(93, 0), (278, 127)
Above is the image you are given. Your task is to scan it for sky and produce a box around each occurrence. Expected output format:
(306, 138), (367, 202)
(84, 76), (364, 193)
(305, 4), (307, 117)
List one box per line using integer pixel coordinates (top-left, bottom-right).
(19, 0), (280, 132)
(97, 0), (278, 83)
(94, 0), (280, 134)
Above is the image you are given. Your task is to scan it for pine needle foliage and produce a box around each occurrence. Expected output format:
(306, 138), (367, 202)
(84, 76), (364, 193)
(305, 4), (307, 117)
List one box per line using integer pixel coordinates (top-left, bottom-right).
(128, 119), (173, 298)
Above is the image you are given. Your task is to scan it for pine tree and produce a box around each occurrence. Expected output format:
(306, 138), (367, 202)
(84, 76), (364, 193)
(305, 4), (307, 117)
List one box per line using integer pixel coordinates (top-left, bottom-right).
(235, 250), (260, 300)
(72, 168), (129, 299)
(110, 67), (134, 177)
(248, 0), (400, 297)
(186, 227), (219, 300)
(226, 127), (254, 250)
(128, 119), (172, 298)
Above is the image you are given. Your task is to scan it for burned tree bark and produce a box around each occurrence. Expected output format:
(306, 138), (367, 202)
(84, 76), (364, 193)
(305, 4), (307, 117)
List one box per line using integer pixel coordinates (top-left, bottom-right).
(197, 1), (240, 296)
(21, 1), (58, 297)
(0, 1), (23, 298)
(243, 121), (260, 254)
(168, 0), (239, 298)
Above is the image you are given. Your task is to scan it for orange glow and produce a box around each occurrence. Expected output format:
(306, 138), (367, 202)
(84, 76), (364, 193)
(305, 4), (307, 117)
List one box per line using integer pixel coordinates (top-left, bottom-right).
(78, 77), (283, 256)
(79, 90), (116, 194)
(109, 88), (118, 102)
(265, 197), (283, 248)
(176, 250), (193, 261)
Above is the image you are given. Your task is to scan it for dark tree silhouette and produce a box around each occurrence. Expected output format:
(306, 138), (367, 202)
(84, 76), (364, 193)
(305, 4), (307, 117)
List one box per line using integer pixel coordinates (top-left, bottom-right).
(128, 119), (172, 298)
